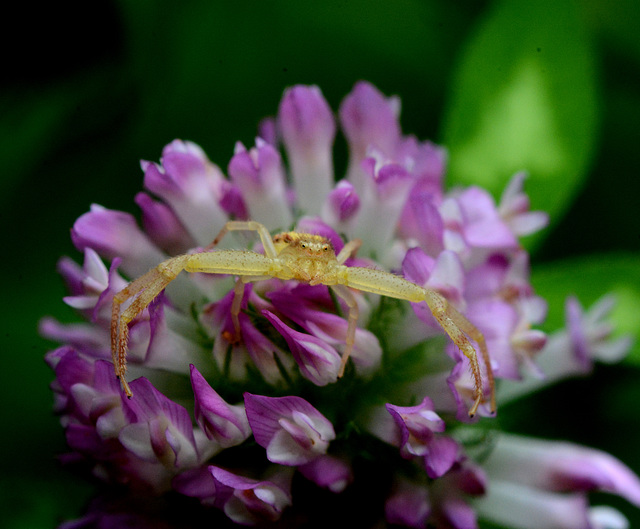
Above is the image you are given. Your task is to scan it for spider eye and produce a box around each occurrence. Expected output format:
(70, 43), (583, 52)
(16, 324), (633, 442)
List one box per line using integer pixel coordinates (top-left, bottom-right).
(300, 243), (307, 249)
(322, 245), (329, 252)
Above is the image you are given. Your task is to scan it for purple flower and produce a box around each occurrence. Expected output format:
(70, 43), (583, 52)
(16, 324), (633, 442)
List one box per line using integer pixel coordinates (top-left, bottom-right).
(71, 204), (164, 277)
(399, 190), (445, 257)
(190, 365), (251, 448)
(297, 454), (353, 493)
(564, 295), (632, 369)
(228, 139), (292, 230)
(44, 82), (639, 527)
(385, 480), (431, 528)
(45, 348), (209, 493)
(339, 81), (401, 186)
(209, 466), (292, 524)
(278, 85), (336, 215)
(321, 180), (361, 228)
(267, 284), (382, 374)
(119, 378), (215, 472)
(403, 247), (466, 318)
(386, 458), (487, 529)
(423, 435), (462, 479)
(200, 286), (294, 384)
(56, 249), (128, 331)
(244, 393), (335, 466)
(456, 186), (519, 251)
(478, 434), (640, 529)
(486, 435), (640, 503)
(135, 192), (196, 255)
(262, 310), (342, 385)
(174, 465), (293, 524)
(141, 139), (228, 246)
(369, 396), (445, 459)
(498, 171), (549, 236)
(500, 295), (632, 403)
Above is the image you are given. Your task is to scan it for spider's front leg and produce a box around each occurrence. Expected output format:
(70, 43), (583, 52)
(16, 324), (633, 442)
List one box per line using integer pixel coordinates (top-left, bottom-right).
(422, 289), (496, 416)
(340, 266), (496, 417)
(111, 249), (277, 397)
(111, 254), (190, 397)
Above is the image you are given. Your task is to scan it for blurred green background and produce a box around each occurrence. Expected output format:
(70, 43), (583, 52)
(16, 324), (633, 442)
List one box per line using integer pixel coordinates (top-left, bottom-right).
(2, 0), (639, 527)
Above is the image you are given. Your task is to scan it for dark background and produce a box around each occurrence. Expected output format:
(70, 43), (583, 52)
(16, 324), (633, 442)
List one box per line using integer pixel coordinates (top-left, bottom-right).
(2, 1), (639, 527)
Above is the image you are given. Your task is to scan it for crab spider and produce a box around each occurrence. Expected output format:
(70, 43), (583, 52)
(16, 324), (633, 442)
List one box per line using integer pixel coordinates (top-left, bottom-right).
(111, 220), (496, 417)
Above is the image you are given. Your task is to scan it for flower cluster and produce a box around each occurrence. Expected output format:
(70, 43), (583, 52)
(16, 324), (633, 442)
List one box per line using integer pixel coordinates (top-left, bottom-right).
(43, 82), (639, 528)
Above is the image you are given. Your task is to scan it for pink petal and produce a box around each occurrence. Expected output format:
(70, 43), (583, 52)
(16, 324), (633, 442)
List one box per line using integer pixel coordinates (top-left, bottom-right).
(244, 393), (335, 466)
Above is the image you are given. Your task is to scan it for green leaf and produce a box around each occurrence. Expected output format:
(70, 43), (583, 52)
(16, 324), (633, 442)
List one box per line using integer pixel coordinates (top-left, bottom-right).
(442, 0), (599, 227)
(531, 253), (640, 364)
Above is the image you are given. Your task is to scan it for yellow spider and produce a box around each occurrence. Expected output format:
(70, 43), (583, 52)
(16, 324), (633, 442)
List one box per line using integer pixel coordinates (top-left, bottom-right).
(111, 220), (496, 417)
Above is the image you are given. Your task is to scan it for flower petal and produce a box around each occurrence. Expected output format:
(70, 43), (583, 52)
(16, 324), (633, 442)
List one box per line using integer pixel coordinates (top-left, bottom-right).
(298, 454), (353, 493)
(244, 393), (335, 466)
(71, 204), (164, 276)
(210, 466), (292, 524)
(120, 378), (200, 470)
(190, 365), (251, 447)
(142, 140), (228, 245)
(278, 85), (336, 214)
(263, 310), (341, 386)
(484, 434), (640, 507)
(340, 81), (401, 188)
(228, 139), (292, 229)
(385, 481), (431, 529)
(478, 480), (590, 529)
(385, 396), (445, 459)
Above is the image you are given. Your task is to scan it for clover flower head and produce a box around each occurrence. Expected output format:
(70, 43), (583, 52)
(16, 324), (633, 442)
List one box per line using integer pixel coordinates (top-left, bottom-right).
(44, 82), (639, 527)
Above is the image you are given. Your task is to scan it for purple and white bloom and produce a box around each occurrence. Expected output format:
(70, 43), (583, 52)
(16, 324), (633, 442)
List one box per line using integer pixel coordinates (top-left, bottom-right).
(499, 294), (633, 403)
(267, 283), (382, 374)
(368, 396), (446, 460)
(498, 171), (550, 236)
(278, 84), (336, 215)
(209, 466), (293, 525)
(190, 365), (251, 448)
(118, 377), (216, 474)
(244, 393), (335, 466)
(297, 454), (353, 493)
(478, 434), (640, 529)
(385, 479), (432, 528)
(228, 139), (292, 230)
(262, 310), (342, 386)
(173, 464), (294, 524)
(44, 82), (639, 527)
